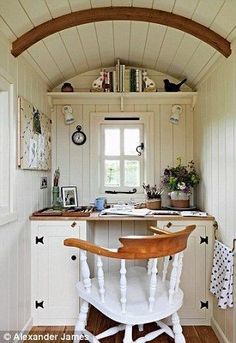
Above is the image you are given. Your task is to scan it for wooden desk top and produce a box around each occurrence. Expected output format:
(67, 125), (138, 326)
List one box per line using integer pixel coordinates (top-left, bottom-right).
(30, 212), (215, 221)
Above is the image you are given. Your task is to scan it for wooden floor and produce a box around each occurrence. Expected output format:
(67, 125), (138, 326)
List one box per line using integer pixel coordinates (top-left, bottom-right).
(26, 307), (219, 343)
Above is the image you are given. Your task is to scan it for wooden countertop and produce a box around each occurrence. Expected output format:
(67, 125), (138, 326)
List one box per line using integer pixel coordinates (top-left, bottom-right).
(30, 212), (215, 221)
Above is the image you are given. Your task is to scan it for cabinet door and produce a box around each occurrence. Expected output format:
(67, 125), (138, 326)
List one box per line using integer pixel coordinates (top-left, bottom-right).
(32, 221), (86, 325)
(157, 221), (208, 324)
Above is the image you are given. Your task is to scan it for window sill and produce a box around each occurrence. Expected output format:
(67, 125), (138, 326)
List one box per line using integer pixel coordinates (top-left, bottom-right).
(0, 212), (18, 227)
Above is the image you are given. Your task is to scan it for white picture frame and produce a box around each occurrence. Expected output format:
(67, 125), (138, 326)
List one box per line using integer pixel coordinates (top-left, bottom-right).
(61, 186), (78, 207)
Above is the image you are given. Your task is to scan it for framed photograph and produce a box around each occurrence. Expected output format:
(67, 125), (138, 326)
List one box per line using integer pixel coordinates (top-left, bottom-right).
(61, 186), (78, 208)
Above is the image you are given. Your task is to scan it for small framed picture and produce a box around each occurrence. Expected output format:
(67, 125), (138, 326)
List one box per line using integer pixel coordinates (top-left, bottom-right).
(61, 186), (78, 208)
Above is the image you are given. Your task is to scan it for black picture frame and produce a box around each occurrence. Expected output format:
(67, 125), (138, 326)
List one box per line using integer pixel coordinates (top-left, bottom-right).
(61, 186), (78, 208)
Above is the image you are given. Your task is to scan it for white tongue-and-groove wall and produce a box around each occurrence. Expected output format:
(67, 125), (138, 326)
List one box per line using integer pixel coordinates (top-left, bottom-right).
(194, 39), (236, 343)
(0, 31), (50, 332)
(52, 98), (193, 205)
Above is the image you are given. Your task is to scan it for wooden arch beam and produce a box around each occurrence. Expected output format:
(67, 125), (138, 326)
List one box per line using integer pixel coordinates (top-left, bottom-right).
(11, 7), (231, 58)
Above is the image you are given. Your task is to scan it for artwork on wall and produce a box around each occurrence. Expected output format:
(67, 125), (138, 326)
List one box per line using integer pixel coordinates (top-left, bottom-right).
(18, 97), (51, 170)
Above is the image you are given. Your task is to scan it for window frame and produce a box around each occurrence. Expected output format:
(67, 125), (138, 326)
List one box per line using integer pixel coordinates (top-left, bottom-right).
(0, 73), (16, 226)
(90, 112), (154, 202)
(100, 123), (144, 192)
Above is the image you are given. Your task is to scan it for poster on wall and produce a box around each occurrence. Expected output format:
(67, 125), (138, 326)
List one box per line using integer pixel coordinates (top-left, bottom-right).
(18, 97), (51, 170)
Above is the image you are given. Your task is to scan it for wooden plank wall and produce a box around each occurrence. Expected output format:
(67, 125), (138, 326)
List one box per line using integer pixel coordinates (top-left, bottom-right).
(52, 100), (193, 206)
(194, 40), (236, 343)
(0, 32), (50, 331)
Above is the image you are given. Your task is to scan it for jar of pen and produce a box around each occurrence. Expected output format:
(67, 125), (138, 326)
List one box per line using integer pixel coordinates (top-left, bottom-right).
(52, 168), (63, 209)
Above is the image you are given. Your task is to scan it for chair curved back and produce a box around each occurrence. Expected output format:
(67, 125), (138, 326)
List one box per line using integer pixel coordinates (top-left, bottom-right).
(64, 224), (195, 259)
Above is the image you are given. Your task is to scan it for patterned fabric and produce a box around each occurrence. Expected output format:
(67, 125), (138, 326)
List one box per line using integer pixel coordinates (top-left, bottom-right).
(210, 240), (234, 309)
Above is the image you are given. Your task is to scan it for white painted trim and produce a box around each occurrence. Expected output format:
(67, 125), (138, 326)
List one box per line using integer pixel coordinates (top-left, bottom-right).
(211, 317), (231, 343)
(90, 112), (154, 202)
(13, 317), (33, 343)
(47, 92), (197, 108)
(0, 212), (17, 227)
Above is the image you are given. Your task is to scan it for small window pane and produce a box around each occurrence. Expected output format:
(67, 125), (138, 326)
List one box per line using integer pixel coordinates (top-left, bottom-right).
(124, 160), (140, 187)
(124, 128), (140, 155)
(104, 160), (120, 186)
(105, 129), (120, 155)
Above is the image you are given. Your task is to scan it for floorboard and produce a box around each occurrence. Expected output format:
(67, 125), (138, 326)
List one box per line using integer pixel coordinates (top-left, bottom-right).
(25, 307), (219, 343)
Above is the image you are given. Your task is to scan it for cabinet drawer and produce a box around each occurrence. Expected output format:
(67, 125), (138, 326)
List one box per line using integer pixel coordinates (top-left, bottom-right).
(36, 220), (86, 237)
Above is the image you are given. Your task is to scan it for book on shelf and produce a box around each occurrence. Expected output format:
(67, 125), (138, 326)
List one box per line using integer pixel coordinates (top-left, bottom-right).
(91, 60), (149, 93)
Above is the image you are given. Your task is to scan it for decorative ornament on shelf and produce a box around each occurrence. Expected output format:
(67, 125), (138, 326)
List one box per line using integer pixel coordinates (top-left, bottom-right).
(163, 78), (187, 92)
(142, 71), (156, 92)
(143, 183), (163, 210)
(91, 71), (104, 92)
(61, 82), (74, 92)
(170, 105), (182, 124)
(161, 157), (200, 208)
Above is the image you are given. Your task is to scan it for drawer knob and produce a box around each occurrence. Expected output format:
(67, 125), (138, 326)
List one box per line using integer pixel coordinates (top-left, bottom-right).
(166, 222), (172, 228)
(71, 255), (77, 261)
(71, 221), (77, 228)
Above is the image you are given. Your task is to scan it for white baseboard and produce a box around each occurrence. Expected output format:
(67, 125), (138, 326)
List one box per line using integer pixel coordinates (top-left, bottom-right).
(13, 317), (33, 343)
(211, 317), (231, 343)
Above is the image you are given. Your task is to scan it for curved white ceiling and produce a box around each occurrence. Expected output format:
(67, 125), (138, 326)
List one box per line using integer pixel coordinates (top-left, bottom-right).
(0, 0), (236, 89)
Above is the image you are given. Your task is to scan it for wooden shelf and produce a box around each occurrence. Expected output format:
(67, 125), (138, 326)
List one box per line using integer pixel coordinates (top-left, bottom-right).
(47, 91), (197, 110)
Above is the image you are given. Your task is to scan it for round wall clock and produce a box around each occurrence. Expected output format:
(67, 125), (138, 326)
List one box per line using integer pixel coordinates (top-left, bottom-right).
(71, 125), (87, 145)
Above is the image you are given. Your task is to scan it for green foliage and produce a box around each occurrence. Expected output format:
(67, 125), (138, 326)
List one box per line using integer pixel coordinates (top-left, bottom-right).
(161, 158), (200, 194)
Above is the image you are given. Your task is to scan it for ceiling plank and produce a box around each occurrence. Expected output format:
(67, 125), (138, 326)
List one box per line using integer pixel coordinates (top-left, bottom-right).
(28, 41), (64, 85)
(128, 21), (149, 66)
(45, 0), (71, 18)
(43, 33), (76, 79)
(19, 0), (51, 26)
(167, 34), (200, 78)
(95, 21), (115, 67)
(0, 0), (33, 37)
(155, 27), (184, 73)
(60, 27), (89, 74)
(142, 23), (166, 69)
(113, 21), (131, 64)
(77, 23), (102, 70)
(11, 7), (231, 58)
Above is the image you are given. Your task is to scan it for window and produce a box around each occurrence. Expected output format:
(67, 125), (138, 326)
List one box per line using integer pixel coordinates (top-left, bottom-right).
(90, 112), (154, 201)
(101, 124), (143, 191)
(0, 74), (15, 225)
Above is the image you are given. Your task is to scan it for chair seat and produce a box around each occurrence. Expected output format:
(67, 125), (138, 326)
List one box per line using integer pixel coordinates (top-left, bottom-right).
(77, 266), (183, 325)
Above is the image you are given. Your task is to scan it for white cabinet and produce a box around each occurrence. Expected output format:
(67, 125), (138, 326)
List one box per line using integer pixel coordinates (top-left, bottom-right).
(157, 220), (213, 325)
(31, 218), (213, 326)
(31, 220), (86, 325)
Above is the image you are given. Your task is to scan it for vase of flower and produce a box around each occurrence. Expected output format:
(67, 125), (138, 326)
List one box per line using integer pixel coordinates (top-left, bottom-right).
(161, 158), (200, 208)
(143, 183), (163, 210)
(170, 190), (190, 208)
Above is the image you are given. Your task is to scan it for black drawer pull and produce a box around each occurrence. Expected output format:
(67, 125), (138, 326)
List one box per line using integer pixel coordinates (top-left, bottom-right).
(71, 221), (77, 228)
(71, 255), (77, 261)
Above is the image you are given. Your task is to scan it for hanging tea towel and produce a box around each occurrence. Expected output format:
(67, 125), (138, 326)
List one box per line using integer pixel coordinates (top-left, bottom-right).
(210, 240), (234, 309)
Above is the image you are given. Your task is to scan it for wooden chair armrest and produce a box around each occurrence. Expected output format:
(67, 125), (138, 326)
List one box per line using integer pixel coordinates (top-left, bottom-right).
(149, 226), (172, 235)
(64, 238), (120, 258)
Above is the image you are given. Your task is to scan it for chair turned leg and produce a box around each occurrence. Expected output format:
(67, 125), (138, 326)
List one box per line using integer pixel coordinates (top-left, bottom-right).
(74, 301), (89, 341)
(123, 325), (133, 343)
(172, 312), (185, 343)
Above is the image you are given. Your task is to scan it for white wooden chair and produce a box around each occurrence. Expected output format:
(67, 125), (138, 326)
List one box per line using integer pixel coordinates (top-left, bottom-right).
(64, 225), (195, 343)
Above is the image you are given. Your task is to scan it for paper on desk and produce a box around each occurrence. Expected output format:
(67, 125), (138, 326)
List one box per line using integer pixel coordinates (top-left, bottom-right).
(100, 208), (151, 216)
(180, 211), (207, 217)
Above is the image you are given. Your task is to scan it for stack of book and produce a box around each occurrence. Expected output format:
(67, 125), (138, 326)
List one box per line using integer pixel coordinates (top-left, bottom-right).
(93, 59), (144, 93)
